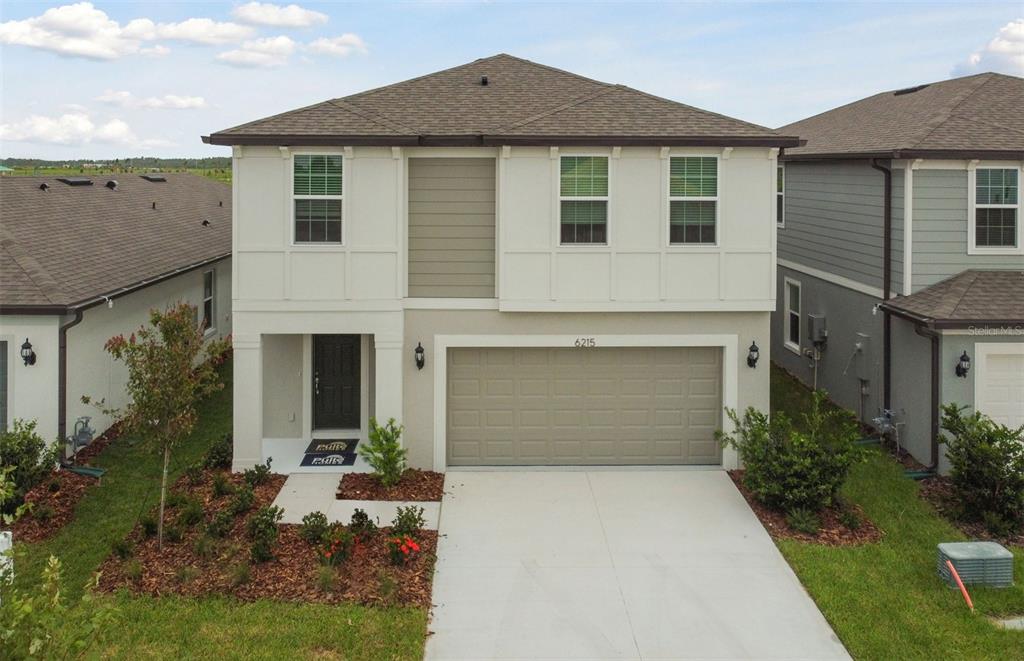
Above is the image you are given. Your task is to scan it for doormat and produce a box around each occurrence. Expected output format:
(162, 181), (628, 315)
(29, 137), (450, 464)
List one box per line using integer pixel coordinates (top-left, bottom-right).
(300, 438), (358, 467)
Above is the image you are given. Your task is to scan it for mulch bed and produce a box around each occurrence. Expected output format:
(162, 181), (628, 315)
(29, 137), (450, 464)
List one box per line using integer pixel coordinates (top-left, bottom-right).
(729, 470), (883, 546)
(337, 469), (444, 501)
(919, 475), (1024, 547)
(98, 468), (437, 608)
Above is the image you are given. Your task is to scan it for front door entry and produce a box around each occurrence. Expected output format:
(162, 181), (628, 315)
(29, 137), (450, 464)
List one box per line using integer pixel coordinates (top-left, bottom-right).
(313, 335), (360, 429)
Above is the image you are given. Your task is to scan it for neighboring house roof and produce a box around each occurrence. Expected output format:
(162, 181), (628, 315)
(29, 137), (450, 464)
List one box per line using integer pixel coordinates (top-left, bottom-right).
(880, 270), (1024, 328)
(0, 174), (231, 312)
(205, 54), (798, 148)
(781, 72), (1024, 160)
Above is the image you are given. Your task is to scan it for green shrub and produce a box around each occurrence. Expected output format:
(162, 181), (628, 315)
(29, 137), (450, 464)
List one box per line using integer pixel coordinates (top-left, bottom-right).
(350, 508), (377, 540)
(316, 565), (336, 593)
(204, 433), (233, 469)
(48, 479), (61, 493)
(376, 569), (398, 606)
(246, 505), (283, 563)
(124, 559), (143, 583)
(319, 525), (354, 567)
(717, 391), (861, 512)
(391, 505), (425, 537)
(839, 508), (862, 531)
(206, 510), (234, 538)
(786, 507), (821, 535)
(228, 562), (250, 587)
(940, 404), (1024, 532)
(358, 417), (407, 488)
(112, 537), (133, 559)
(176, 497), (205, 528)
(165, 491), (189, 508)
(299, 511), (329, 545)
(193, 534), (216, 560)
(0, 419), (59, 516)
(140, 514), (158, 538)
(184, 462), (204, 486)
(175, 565), (200, 584)
(243, 458), (273, 488)
(228, 484), (255, 516)
(164, 525), (183, 544)
(211, 472), (234, 497)
(32, 503), (55, 521)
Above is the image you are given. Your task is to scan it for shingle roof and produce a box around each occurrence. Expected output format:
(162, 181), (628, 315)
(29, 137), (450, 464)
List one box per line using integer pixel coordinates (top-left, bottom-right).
(781, 72), (1024, 159)
(881, 270), (1024, 327)
(0, 174), (231, 310)
(206, 54), (797, 147)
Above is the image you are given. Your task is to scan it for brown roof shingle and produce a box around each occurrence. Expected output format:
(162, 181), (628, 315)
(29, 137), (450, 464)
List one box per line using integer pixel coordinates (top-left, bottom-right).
(206, 54), (797, 147)
(781, 72), (1024, 159)
(0, 174), (231, 310)
(881, 270), (1024, 327)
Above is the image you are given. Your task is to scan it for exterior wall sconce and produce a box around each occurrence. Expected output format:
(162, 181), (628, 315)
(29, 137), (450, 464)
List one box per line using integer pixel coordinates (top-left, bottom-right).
(20, 338), (36, 366)
(746, 341), (760, 368)
(955, 350), (970, 378)
(414, 342), (425, 370)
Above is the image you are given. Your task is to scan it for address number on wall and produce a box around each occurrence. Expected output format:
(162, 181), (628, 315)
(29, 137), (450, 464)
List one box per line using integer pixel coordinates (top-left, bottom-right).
(574, 337), (597, 348)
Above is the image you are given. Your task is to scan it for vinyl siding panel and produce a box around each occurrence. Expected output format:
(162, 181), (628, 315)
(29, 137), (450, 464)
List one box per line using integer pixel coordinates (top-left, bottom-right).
(408, 157), (496, 298)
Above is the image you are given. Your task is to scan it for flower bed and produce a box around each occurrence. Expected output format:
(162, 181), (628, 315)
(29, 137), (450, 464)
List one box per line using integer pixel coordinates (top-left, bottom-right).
(98, 467), (437, 607)
(919, 475), (1024, 547)
(337, 469), (444, 502)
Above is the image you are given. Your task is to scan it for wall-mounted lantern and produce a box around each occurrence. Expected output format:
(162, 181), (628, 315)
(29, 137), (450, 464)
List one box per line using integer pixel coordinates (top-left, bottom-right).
(746, 341), (760, 368)
(955, 350), (971, 378)
(20, 338), (36, 366)
(414, 342), (425, 370)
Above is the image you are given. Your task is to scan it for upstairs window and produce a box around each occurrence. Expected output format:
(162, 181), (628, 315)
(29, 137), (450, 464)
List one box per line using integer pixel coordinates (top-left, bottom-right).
(201, 270), (215, 334)
(669, 156), (718, 245)
(294, 154), (343, 243)
(973, 167), (1018, 250)
(560, 156), (608, 244)
(777, 165), (785, 227)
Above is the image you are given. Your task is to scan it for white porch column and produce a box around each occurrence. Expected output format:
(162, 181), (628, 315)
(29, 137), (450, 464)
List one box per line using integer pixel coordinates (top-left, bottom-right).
(232, 333), (263, 471)
(373, 335), (404, 431)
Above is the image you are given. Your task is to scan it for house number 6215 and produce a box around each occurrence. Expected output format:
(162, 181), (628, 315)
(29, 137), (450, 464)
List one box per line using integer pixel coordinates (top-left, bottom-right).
(574, 337), (596, 348)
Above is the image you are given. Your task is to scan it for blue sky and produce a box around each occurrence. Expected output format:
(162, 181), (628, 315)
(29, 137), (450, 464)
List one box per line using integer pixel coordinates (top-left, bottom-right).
(1, 1), (1021, 159)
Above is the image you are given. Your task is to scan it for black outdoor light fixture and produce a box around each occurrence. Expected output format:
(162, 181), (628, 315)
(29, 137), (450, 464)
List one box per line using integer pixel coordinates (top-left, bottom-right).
(20, 338), (36, 366)
(747, 341), (760, 368)
(414, 342), (425, 370)
(955, 350), (971, 378)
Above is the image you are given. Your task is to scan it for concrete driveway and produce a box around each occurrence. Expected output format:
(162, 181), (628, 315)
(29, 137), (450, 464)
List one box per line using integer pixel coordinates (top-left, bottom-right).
(425, 470), (849, 660)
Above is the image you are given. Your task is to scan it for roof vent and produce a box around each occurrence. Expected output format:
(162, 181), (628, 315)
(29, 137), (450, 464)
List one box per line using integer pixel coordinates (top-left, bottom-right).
(141, 174), (166, 182)
(56, 177), (93, 186)
(480, 75), (488, 86)
(39, 183), (50, 191)
(105, 180), (118, 190)
(219, 200), (223, 207)
(894, 84), (929, 96)
(152, 202), (156, 209)
(201, 219), (211, 227)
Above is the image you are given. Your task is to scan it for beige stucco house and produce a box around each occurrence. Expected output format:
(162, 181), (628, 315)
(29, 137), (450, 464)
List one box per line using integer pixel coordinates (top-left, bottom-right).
(204, 54), (799, 473)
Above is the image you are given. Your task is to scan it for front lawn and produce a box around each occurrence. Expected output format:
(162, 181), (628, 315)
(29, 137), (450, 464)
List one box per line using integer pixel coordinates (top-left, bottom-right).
(7, 359), (428, 660)
(770, 364), (1024, 659)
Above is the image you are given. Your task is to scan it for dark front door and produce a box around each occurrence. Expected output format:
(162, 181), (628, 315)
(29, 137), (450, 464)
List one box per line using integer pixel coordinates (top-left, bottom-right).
(313, 335), (360, 429)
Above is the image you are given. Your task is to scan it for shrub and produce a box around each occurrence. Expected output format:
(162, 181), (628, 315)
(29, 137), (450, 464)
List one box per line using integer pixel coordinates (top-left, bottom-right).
(838, 508), (862, 531)
(299, 511), (329, 545)
(184, 462), (204, 486)
(376, 569), (398, 606)
(164, 525), (183, 544)
(112, 538), (133, 559)
(32, 503), (55, 522)
(124, 559), (143, 583)
(717, 392), (861, 512)
(204, 433), (233, 469)
(0, 419), (59, 516)
(387, 536), (421, 565)
(243, 458), (273, 488)
(246, 505), (283, 563)
(175, 565), (200, 584)
(786, 508), (821, 535)
(228, 562), (250, 587)
(193, 534), (216, 560)
(228, 484), (255, 516)
(212, 472), (234, 497)
(940, 404), (1024, 532)
(165, 491), (189, 508)
(176, 497), (205, 528)
(316, 565), (336, 593)
(140, 514), (158, 538)
(391, 505), (425, 537)
(48, 479), (61, 493)
(206, 510), (234, 538)
(350, 508), (377, 541)
(358, 417), (407, 488)
(319, 526), (354, 567)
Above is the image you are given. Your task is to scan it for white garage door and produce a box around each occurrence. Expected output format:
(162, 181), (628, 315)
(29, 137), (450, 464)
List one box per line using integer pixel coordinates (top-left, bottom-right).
(976, 344), (1024, 429)
(446, 346), (723, 466)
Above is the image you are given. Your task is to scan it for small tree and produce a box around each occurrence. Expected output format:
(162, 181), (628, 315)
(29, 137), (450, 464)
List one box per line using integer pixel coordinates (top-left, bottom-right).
(358, 418), (407, 487)
(85, 303), (229, 548)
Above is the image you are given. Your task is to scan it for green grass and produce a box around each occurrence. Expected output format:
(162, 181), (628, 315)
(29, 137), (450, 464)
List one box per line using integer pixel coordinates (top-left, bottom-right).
(4, 166), (230, 184)
(10, 359), (427, 659)
(770, 364), (1024, 659)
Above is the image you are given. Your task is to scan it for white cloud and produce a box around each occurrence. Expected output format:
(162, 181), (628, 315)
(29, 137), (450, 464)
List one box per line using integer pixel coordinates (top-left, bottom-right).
(0, 112), (171, 149)
(308, 33), (368, 57)
(125, 17), (255, 45)
(232, 2), (328, 28)
(216, 35), (297, 68)
(955, 19), (1024, 76)
(96, 90), (208, 109)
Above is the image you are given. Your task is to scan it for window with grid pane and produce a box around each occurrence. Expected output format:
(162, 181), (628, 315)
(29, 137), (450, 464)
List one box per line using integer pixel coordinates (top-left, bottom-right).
(974, 168), (1018, 249)
(669, 157), (718, 245)
(560, 156), (608, 244)
(777, 165), (785, 227)
(294, 154), (343, 243)
(201, 270), (215, 333)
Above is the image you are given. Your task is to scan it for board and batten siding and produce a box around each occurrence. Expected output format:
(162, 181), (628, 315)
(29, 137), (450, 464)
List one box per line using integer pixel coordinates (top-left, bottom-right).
(911, 169), (1022, 292)
(408, 157), (496, 298)
(779, 160), (903, 295)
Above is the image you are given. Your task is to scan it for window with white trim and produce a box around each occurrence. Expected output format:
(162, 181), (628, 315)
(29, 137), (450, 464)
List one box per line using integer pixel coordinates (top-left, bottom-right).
(973, 167), (1018, 249)
(776, 165), (785, 227)
(293, 154), (343, 243)
(669, 156), (718, 244)
(784, 278), (801, 353)
(560, 156), (608, 244)
(201, 270), (215, 334)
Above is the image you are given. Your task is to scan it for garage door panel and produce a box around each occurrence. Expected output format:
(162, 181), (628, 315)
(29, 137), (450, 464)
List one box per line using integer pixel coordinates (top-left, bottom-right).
(977, 349), (1024, 429)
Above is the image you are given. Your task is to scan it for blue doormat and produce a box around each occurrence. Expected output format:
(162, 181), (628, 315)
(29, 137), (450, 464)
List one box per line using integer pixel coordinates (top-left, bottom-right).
(300, 438), (358, 467)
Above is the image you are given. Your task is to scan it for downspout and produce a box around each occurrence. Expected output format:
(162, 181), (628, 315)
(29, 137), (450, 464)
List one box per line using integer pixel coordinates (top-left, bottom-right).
(914, 325), (941, 470)
(58, 307), (85, 442)
(870, 159), (893, 411)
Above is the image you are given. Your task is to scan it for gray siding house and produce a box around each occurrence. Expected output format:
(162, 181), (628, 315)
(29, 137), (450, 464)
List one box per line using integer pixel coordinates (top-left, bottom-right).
(773, 72), (1024, 472)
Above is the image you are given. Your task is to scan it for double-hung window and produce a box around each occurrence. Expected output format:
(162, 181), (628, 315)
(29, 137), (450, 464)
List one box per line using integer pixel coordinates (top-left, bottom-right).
(293, 154), (343, 243)
(201, 270), (215, 334)
(776, 165), (785, 227)
(784, 278), (801, 354)
(669, 156), (718, 244)
(560, 156), (608, 244)
(973, 167), (1019, 251)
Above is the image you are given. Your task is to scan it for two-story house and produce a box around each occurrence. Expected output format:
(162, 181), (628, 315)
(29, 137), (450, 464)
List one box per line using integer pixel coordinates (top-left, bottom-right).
(204, 54), (799, 473)
(773, 72), (1024, 472)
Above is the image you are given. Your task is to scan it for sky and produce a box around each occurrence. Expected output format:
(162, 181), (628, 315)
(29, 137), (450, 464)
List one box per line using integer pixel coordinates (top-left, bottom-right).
(1, 1), (1021, 160)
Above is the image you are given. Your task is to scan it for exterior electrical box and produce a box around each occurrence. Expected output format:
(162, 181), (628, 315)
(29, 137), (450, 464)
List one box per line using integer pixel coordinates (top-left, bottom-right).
(855, 332), (872, 381)
(807, 314), (828, 345)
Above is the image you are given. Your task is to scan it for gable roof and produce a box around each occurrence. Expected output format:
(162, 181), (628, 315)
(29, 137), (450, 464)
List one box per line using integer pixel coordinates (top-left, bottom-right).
(205, 54), (797, 148)
(781, 72), (1024, 160)
(880, 270), (1024, 328)
(1, 173), (231, 312)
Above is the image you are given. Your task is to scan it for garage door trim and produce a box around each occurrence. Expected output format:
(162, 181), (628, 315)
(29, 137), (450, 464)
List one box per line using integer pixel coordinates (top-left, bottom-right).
(974, 342), (1024, 428)
(433, 333), (740, 470)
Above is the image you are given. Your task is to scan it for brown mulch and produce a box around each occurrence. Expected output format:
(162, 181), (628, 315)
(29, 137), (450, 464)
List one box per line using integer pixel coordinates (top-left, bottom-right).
(728, 470), (883, 546)
(919, 475), (1024, 547)
(8, 470), (96, 543)
(337, 469), (444, 501)
(98, 468), (437, 608)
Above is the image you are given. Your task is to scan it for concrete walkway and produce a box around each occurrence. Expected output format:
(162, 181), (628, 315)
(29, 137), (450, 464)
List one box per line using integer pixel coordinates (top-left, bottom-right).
(426, 470), (849, 660)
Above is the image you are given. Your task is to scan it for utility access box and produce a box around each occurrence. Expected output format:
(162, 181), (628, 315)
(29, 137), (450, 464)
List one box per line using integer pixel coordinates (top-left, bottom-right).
(807, 314), (828, 346)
